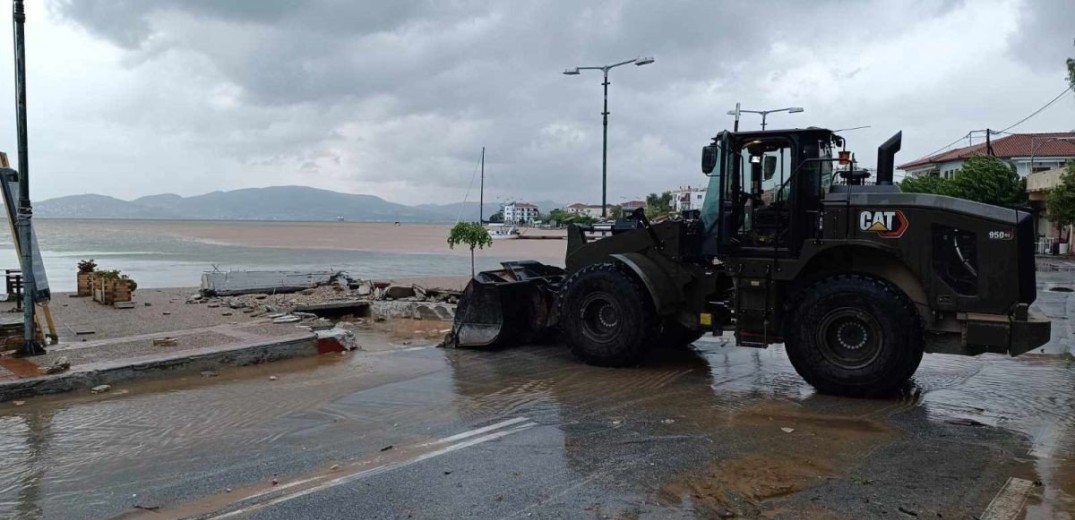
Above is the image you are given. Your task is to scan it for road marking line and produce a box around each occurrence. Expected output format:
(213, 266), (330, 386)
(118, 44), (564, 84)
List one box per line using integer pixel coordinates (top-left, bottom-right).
(980, 477), (1033, 520)
(422, 416), (531, 446)
(205, 421), (538, 519)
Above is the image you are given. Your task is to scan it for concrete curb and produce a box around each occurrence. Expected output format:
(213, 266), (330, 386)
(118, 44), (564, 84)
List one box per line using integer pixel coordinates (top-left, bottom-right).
(0, 332), (317, 402)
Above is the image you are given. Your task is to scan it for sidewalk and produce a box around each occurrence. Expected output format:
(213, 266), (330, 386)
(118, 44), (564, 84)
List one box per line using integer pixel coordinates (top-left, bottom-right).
(1036, 254), (1075, 271)
(0, 284), (457, 402)
(0, 320), (317, 402)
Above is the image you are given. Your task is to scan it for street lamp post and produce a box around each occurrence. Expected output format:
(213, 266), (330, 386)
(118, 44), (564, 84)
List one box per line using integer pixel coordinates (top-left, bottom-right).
(564, 56), (654, 219)
(12, 0), (43, 356)
(1029, 136), (1075, 175)
(726, 106), (805, 131)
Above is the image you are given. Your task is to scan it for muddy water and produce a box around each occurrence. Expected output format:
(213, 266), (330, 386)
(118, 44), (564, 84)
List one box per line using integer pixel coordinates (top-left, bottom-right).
(1, 327), (1074, 518)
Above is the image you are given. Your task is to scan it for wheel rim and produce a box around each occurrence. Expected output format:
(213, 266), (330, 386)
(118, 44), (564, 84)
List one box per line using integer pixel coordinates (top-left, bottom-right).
(579, 292), (620, 342)
(816, 308), (883, 369)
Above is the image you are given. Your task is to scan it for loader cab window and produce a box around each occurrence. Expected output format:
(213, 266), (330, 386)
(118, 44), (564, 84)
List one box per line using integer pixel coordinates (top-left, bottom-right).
(700, 142), (723, 233)
(731, 138), (793, 248)
(819, 140), (836, 193)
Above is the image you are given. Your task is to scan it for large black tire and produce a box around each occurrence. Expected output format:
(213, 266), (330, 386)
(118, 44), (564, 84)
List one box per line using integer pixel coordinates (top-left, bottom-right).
(657, 321), (705, 350)
(558, 263), (656, 367)
(783, 274), (924, 397)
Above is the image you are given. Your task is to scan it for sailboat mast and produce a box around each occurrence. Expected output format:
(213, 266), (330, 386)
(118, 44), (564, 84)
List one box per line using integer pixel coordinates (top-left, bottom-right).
(479, 147), (485, 223)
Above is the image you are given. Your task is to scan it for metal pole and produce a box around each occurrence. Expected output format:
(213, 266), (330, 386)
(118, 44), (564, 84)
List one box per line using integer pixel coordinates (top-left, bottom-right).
(760, 112), (767, 131)
(478, 147), (484, 223)
(733, 102), (740, 132)
(12, 0), (42, 356)
(601, 69), (609, 219)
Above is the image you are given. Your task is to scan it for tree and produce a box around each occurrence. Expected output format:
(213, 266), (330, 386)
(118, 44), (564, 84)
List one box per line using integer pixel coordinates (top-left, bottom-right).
(547, 208), (566, 225)
(487, 211), (504, 223)
(447, 222), (492, 277)
(645, 191), (673, 217)
(1067, 57), (1074, 90)
(1047, 163), (1075, 240)
(899, 156), (1025, 207)
(899, 174), (954, 197)
(609, 205), (623, 219)
(947, 156), (1025, 207)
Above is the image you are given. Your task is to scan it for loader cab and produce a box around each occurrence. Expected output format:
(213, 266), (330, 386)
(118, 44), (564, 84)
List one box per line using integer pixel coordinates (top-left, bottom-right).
(701, 128), (840, 258)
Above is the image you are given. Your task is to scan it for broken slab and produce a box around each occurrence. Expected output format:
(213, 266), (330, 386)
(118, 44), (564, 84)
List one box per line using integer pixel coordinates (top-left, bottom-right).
(200, 270), (342, 296)
(293, 300), (371, 319)
(383, 286), (416, 300)
(371, 301), (455, 321)
(315, 326), (358, 353)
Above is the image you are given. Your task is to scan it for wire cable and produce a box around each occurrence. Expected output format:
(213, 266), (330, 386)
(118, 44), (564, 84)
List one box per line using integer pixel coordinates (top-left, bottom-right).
(998, 85), (1074, 134)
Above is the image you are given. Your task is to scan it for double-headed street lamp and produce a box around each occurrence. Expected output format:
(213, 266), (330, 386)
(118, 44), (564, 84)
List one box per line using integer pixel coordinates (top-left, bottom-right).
(728, 105), (804, 131)
(564, 56), (654, 218)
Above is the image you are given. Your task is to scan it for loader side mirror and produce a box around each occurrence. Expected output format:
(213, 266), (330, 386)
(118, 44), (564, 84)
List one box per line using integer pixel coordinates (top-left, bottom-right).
(763, 156), (778, 181)
(701, 145), (719, 175)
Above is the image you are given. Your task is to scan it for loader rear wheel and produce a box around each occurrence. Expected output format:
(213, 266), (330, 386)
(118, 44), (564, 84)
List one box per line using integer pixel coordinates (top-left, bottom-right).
(784, 274), (923, 397)
(559, 263), (656, 367)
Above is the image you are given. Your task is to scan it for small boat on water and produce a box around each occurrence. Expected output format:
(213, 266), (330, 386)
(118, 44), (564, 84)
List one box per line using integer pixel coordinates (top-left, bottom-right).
(487, 223), (520, 240)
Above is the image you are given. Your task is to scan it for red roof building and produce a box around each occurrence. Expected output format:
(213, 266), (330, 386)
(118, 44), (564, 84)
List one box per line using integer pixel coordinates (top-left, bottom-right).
(898, 132), (1075, 178)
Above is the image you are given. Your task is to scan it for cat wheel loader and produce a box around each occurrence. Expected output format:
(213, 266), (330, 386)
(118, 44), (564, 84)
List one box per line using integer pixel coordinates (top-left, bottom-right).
(444, 127), (1051, 396)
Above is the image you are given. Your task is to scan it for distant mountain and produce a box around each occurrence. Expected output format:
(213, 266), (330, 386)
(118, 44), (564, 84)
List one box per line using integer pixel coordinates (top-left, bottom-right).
(31, 186), (561, 223)
(36, 194), (174, 219)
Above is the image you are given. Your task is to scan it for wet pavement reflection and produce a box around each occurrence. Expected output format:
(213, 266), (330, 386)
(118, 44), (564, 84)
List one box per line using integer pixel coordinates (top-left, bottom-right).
(0, 285), (1072, 519)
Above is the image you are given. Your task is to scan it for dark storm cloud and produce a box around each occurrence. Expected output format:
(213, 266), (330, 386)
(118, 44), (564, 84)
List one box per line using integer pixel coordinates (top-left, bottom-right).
(1007, 0), (1075, 71)
(42, 0), (1064, 204)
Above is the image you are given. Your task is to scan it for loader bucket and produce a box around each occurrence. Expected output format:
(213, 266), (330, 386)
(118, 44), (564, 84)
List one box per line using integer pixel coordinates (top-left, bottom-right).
(444, 261), (565, 349)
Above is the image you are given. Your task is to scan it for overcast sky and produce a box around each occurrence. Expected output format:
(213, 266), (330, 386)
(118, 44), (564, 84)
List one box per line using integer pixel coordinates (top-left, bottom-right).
(0, 0), (1072, 205)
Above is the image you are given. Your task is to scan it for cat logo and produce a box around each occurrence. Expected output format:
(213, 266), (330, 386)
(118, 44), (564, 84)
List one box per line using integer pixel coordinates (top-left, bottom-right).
(859, 210), (908, 238)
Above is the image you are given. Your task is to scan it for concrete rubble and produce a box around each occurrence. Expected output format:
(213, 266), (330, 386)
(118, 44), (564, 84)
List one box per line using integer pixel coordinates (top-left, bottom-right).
(186, 271), (460, 325)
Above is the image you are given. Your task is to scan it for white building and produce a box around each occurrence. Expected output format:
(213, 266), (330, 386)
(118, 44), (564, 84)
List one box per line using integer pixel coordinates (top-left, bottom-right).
(502, 202), (540, 224)
(671, 186), (706, 212)
(566, 203), (604, 219)
(898, 132), (1075, 179)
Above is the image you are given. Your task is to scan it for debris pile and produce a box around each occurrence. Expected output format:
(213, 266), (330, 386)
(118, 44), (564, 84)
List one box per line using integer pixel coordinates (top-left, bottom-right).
(187, 270), (460, 324)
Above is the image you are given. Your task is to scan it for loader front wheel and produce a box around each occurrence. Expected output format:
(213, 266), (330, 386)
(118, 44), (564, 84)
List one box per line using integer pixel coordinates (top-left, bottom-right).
(559, 263), (655, 367)
(784, 274), (923, 397)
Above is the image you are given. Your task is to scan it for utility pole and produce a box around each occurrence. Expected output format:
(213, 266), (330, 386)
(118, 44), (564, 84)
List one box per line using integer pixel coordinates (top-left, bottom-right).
(985, 129), (993, 156)
(478, 147), (485, 223)
(12, 0), (43, 356)
(732, 102), (740, 132)
(600, 70), (609, 218)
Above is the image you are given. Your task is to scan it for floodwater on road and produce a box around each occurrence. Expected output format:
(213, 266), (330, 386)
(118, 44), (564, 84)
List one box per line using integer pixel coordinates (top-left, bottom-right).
(1, 326), (1073, 519)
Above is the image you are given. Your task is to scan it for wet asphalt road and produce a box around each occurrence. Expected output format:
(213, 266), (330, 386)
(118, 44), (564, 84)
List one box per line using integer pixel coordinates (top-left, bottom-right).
(1, 274), (1074, 520)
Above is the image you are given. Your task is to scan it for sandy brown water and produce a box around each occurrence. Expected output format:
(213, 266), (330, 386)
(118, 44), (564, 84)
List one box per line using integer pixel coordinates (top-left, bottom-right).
(80, 220), (566, 259)
(0, 219), (566, 291)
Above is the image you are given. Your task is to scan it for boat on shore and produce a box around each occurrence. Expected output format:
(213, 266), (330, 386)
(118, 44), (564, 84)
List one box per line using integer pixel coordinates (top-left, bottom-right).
(486, 223), (520, 240)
